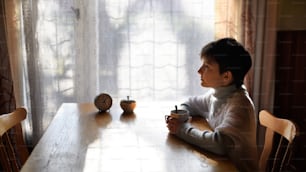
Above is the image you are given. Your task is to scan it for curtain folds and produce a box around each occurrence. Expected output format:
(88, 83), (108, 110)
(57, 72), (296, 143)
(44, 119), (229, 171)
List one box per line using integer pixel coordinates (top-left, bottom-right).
(251, 0), (278, 150)
(5, 0), (24, 109)
(1, 0), (29, 170)
(252, 0), (278, 113)
(215, 0), (278, 115)
(215, 0), (256, 95)
(21, 0), (44, 145)
(0, 0), (16, 114)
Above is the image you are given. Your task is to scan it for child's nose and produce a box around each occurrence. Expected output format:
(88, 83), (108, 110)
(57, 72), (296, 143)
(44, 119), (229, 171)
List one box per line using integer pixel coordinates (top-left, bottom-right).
(197, 67), (202, 74)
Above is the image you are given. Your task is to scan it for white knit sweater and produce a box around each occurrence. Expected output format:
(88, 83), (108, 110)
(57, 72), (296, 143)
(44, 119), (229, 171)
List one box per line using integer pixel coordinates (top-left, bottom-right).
(178, 84), (258, 172)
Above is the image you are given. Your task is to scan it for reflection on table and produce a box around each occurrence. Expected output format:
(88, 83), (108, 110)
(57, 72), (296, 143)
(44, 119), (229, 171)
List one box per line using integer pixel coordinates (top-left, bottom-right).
(21, 101), (237, 172)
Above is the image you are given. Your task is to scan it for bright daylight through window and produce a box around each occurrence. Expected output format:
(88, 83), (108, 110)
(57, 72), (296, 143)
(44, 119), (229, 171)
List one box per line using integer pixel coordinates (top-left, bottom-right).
(28, 0), (214, 133)
(36, 0), (214, 103)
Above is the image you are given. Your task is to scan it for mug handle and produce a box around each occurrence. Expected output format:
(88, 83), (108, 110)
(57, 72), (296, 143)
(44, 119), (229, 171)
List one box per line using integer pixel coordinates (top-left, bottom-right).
(165, 115), (171, 123)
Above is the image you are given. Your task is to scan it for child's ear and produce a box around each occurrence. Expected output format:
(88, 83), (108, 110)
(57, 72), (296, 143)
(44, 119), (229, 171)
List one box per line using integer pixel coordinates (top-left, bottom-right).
(222, 71), (233, 85)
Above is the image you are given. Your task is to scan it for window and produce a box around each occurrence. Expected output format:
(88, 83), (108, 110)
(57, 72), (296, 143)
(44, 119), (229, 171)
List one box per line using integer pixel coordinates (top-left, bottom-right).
(22, 0), (215, 142)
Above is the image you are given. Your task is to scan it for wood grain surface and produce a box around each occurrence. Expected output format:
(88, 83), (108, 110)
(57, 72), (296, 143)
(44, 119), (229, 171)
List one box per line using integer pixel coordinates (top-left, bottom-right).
(21, 101), (237, 172)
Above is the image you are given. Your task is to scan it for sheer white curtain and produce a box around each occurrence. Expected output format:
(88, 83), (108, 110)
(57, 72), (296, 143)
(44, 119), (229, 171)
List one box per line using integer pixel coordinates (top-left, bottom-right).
(76, 0), (214, 101)
(20, 0), (214, 145)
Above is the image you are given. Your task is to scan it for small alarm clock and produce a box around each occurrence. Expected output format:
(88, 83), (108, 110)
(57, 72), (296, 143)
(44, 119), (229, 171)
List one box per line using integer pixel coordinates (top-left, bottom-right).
(94, 93), (113, 112)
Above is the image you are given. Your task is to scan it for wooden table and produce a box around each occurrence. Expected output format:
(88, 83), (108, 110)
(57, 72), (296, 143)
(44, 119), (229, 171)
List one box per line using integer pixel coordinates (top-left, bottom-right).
(21, 101), (237, 172)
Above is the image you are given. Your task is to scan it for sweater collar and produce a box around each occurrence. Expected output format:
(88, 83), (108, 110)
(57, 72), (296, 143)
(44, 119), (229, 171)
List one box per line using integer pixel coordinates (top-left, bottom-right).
(213, 84), (237, 99)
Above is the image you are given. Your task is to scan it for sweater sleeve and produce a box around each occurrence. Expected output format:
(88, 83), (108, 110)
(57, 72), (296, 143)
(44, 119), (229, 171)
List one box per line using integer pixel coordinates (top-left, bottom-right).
(180, 91), (212, 118)
(176, 123), (227, 155)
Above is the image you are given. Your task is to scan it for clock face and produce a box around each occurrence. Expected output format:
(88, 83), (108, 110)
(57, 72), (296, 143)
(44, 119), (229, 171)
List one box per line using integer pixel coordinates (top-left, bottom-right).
(94, 93), (113, 111)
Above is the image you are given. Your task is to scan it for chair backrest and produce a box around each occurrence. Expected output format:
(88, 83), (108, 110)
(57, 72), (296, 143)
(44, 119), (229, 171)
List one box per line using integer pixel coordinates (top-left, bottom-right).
(0, 107), (28, 172)
(259, 110), (297, 172)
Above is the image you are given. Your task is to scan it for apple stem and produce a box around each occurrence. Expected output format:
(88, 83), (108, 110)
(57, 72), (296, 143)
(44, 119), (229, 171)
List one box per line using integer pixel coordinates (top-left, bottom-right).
(127, 96), (129, 101)
(175, 105), (178, 113)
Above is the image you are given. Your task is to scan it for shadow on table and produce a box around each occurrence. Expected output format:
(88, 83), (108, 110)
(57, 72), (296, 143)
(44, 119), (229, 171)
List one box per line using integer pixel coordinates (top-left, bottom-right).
(95, 111), (113, 127)
(120, 112), (136, 123)
(165, 134), (236, 172)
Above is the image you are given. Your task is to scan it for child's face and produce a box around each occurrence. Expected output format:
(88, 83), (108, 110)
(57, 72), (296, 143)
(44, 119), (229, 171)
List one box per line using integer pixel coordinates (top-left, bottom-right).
(197, 57), (232, 88)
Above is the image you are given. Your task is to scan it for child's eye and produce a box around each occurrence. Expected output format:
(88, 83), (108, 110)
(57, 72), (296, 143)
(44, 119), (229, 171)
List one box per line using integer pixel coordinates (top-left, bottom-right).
(203, 64), (209, 69)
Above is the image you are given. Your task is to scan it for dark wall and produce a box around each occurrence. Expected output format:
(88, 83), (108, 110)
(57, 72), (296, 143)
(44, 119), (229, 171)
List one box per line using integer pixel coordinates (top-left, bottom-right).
(274, 30), (306, 171)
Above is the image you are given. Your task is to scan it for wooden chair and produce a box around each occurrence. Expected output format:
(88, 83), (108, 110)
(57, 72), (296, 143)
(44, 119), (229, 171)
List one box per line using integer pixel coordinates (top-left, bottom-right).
(0, 107), (28, 172)
(259, 110), (298, 172)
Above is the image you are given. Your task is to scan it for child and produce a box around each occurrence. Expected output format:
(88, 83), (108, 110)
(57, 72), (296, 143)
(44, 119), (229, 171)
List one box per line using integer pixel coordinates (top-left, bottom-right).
(166, 38), (258, 171)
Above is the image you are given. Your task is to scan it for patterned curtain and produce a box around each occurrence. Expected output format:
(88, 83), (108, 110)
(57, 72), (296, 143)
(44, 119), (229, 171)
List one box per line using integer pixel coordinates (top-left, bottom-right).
(215, 0), (278, 115)
(0, 0), (16, 115)
(215, 0), (256, 96)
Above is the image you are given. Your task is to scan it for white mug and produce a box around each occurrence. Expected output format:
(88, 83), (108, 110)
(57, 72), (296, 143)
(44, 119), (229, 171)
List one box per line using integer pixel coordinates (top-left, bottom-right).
(165, 109), (189, 123)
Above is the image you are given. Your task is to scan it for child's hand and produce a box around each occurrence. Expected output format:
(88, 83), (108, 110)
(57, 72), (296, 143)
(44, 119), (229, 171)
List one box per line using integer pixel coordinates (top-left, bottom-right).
(166, 117), (184, 134)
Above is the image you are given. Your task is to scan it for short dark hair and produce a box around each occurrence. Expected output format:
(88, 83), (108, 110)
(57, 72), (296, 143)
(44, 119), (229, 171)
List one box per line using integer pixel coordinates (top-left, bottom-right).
(200, 38), (252, 88)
